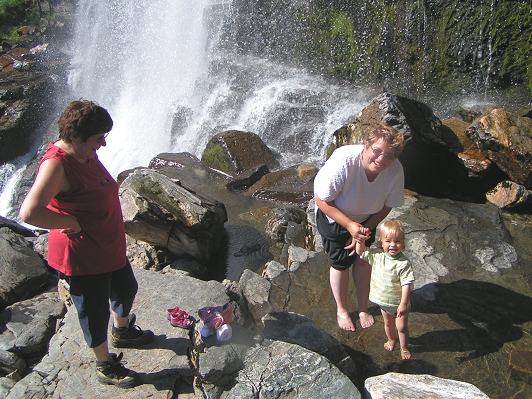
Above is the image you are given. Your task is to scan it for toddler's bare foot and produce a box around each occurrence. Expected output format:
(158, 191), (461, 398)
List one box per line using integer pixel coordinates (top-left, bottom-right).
(337, 313), (356, 332)
(358, 311), (374, 329)
(383, 340), (396, 352)
(401, 347), (411, 360)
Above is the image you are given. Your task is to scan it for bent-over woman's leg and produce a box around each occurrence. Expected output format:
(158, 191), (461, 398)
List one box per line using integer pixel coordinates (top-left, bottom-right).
(330, 266), (356, 331)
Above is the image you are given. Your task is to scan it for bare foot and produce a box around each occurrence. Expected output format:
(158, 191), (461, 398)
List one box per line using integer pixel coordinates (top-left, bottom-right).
(358, 311), (374, 329)
(337, 313), (356, 332)
(401, 348), (412, 360)
(384, 340), (396, 352)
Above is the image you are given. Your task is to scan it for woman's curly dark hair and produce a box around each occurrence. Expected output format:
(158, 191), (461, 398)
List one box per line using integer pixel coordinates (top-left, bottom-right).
(58, 100), (113, 143)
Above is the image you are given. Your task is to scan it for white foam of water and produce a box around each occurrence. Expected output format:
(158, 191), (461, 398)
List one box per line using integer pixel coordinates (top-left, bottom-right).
(69, 0), (211, 176)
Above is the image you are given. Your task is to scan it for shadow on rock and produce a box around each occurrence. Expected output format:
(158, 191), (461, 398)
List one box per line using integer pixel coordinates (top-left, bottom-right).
(412, 279), (532, 362)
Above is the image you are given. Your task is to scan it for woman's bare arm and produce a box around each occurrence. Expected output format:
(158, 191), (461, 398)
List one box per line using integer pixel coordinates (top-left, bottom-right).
(19, 159), (81, 233)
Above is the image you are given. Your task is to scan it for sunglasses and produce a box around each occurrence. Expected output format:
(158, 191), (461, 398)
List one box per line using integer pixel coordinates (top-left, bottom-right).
(370, 146), (395, 161)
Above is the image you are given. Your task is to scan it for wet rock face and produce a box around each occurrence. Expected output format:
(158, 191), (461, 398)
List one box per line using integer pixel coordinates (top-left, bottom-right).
(201, 130), (280, 176)
(509, 350), (532, 384)
(466, 109), (532, 189)
(0, 72), (56, 164)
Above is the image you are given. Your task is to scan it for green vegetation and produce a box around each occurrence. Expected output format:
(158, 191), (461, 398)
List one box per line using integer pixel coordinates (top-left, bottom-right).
(301, 0), (532, 96)
(201, 144), (232, 174)
(0, 0), (33, 38)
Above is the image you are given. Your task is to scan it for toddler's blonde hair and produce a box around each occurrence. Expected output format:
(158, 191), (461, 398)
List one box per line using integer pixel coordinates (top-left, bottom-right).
(379, 220), (406, 242)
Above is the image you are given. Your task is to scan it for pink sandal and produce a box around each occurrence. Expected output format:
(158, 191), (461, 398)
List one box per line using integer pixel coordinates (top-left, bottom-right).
(167, 306), (181, 320)
(167, 307), (194, 329)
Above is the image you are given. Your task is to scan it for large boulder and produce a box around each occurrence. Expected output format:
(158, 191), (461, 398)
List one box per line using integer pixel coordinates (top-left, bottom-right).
(335, 92), (494, 202)
(0, 292), (65, 366)
(119, 168), (227, 263)
(245, 164), (315, 207)
(365, 372), (489, 398)
(201, 130), (280, 176)
(0, 228), (48, 306)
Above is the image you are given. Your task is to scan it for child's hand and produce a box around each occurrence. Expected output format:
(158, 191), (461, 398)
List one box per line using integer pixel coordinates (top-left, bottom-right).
(396, 303), (407, 317)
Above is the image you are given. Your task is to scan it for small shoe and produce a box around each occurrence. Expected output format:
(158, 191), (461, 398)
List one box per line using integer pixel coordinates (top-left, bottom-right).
(169, 310), (194, 329)
(111, 313), (155, 348)
(166, 306), (181, 320)
(216, 324), (232, 342)
(200, 325), (215, 337)
(96, 352), (141, 388)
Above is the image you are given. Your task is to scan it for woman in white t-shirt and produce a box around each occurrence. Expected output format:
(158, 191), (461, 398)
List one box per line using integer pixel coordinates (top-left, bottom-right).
(314, 125), (405, 332)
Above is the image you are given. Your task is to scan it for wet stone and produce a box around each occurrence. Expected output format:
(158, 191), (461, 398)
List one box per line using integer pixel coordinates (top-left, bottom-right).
(509, 350), (532, 384)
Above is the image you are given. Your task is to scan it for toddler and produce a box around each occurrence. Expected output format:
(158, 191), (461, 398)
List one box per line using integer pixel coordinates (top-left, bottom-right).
(363, 220), (414, 360)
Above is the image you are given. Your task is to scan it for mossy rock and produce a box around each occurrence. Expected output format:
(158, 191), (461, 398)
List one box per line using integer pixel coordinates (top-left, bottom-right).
(201, 130), (280, 177)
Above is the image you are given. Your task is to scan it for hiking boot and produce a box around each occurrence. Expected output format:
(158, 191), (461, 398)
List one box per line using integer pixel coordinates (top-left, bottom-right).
(96, 352), (141, 388)
(111, 313), (154, 348)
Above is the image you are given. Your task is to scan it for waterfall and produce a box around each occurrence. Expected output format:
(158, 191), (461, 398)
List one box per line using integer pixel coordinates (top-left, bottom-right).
(0, 0), (372, 217)
(68, 0), (368, 177)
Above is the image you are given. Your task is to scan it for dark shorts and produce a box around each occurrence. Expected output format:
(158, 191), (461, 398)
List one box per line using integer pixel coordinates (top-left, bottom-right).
(316, 208), (376, 271)
(61, 260), (138, 348)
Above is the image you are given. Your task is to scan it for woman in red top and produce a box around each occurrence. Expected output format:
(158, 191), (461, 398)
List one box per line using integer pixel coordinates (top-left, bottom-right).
(20, 100), (153, 388)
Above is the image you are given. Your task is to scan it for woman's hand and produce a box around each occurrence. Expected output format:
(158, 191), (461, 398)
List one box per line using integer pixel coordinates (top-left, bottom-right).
(344, 222), (371, 255)
(60, 222), (82, 235)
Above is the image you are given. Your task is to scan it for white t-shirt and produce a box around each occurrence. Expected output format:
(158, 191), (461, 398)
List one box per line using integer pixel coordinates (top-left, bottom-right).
(314, 144), (404, 223)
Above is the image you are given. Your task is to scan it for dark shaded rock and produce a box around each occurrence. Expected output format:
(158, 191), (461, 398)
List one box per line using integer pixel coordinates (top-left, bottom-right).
(352, 92), (490, 201)
(201, 130), (280, 176)
(245, 165), (314, 206)
(226, 164), (269, 190)
(265, 205), (307, 242)
(0, 72), (56, 164)
(0, 216), (35, 238)
(0, 350), (25, 376)
(0, 230), (48, 305)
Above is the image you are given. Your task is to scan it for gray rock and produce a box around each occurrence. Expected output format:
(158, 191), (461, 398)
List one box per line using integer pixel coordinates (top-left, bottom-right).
(0, 292), (65, 362)
(221, 340), (360, 399)
(0, 229), (49, 305)
(265, 206), (307, 242)
(239, 269), (272, 324)
(7, 268), (230, 399)
(0, 350), (25, 375)
(120, 168), (227, 263)
(365, 372), (489, 398)
(262, 312), (356, 377)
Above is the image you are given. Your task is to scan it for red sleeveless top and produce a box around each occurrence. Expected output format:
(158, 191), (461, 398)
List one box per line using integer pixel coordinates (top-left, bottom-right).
(41, 143), (126, 276)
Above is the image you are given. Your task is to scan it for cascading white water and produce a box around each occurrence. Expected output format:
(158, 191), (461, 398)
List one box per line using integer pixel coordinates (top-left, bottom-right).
(68, 0), (368, 177)
(0, 0), (370, 217)
(69, 0), (214, 176)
